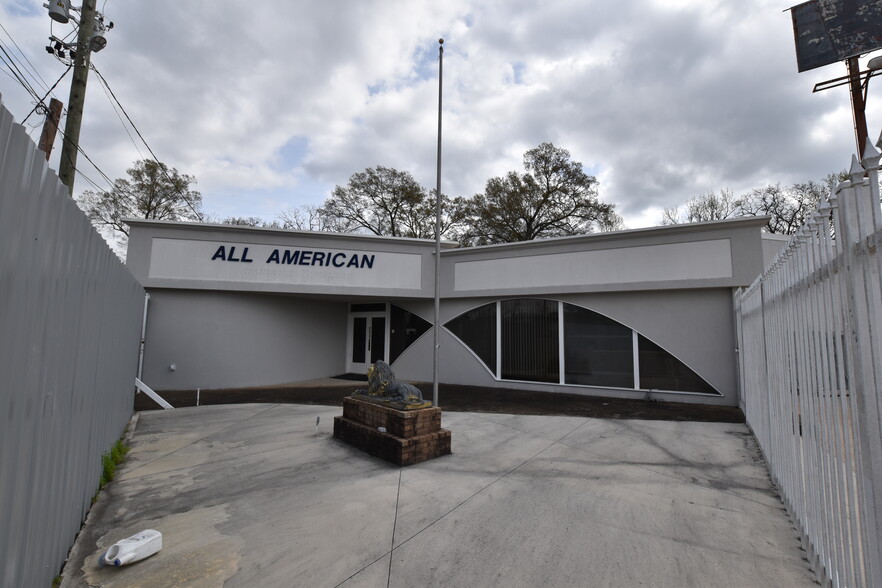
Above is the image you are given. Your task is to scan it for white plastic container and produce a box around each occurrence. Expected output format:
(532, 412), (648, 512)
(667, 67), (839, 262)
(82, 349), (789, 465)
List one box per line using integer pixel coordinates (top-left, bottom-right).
(101, 530), (162, 567)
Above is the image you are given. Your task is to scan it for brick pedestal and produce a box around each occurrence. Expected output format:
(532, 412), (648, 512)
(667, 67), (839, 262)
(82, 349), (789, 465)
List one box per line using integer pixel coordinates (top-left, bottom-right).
(333, 397), (451, 466)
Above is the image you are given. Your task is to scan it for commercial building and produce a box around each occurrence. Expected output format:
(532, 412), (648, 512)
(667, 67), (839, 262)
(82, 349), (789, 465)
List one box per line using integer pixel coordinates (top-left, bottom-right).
(126, 217), (783, 406)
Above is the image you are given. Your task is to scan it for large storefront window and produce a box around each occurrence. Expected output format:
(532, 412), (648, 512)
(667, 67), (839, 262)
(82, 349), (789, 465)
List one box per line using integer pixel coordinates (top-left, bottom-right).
(564, 305), (633, 388)
(501, 299), (559, 383)
(444, 299), (719, 395)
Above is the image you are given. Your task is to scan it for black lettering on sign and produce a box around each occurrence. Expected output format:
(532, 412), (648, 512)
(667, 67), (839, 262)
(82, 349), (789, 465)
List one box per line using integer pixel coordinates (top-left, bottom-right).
(212, 244), (379, 269)
(282, 250), (300, 264)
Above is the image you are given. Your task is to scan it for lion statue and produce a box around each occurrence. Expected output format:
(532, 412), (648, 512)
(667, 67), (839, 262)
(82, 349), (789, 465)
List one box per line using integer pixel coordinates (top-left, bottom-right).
(356, 360), (426, 406)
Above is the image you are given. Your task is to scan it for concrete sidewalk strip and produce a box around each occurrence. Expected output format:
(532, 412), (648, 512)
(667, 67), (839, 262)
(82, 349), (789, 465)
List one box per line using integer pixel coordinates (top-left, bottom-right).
(62, 404), (816, 587)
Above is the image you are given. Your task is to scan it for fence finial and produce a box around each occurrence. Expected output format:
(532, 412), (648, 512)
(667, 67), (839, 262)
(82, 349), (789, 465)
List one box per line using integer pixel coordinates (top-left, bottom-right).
(849, 154), (864, 182)
(862, 136), (882, 169)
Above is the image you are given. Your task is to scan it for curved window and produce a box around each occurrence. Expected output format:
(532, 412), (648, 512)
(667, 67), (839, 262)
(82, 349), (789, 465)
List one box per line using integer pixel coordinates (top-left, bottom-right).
(502, 299), (559, 382)
(444, 299), (720, 395)
(445, 302), (496, 371)
(564, 305), (633, 388)
(389, 305), (431, 364)
(638, 335), (717, 394)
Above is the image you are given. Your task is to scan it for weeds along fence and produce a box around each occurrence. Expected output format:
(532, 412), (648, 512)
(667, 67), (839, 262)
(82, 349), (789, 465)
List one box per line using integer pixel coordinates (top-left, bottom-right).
(736, 144), (882, 587)
(0, 95), (144, 587)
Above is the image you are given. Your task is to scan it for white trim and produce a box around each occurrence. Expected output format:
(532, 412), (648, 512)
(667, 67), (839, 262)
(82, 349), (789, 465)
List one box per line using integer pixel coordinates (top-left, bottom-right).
(495, 300), (502, 379)
(632, 330), (640, 390)
(558, 300), (566, 385)
(134, 378), (174, 409)
(346, 308), (388, 374)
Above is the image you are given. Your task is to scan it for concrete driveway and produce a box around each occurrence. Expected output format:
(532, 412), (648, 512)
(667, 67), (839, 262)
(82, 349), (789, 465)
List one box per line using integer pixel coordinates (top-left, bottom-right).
(62, 404), (816, 587)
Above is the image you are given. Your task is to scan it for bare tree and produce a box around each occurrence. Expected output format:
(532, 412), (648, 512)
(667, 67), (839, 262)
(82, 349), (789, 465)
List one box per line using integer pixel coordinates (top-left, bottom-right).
(662, 172), (851, 235)
(277, 204), (354, 233)
(738, 182), (826, 235)
(661, 189), (739, 225)
(220, 216), (266, 227)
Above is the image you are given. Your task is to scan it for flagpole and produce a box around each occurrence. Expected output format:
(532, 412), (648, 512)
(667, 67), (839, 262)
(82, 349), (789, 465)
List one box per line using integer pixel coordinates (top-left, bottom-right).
(432, 38), (444, 407)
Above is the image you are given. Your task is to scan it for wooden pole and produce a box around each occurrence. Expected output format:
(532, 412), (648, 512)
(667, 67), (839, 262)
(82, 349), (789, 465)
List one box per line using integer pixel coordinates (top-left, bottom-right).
(37, 98), (63, 161)
(58, 0), (98, 195)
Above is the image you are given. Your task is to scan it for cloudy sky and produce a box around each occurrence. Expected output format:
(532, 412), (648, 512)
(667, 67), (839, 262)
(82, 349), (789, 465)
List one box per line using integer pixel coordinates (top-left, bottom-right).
(2, 0), (881, 229)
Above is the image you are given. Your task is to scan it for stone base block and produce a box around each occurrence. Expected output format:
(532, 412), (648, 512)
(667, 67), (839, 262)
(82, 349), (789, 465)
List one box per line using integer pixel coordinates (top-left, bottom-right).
(333, 417), (451, 466)
(334, 397), (451, 466)
(341, 396), (441, 438)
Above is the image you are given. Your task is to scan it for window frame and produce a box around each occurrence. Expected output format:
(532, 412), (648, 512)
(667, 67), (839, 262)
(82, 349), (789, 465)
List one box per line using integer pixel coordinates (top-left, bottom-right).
(443, 298), (722, 396)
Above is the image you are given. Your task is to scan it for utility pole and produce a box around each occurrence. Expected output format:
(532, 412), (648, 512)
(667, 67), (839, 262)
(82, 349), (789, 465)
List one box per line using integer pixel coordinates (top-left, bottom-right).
(58, 0), (97, 196)
(37, 97), (63, 161)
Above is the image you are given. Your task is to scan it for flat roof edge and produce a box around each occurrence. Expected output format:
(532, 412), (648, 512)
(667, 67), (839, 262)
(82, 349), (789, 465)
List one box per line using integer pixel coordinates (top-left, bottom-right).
(441, 215), (771, 255)
(124, 218), (459, 248)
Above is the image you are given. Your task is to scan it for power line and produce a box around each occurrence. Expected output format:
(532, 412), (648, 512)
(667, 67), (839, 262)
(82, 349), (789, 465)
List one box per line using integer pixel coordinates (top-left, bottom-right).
(22, 64), (73, 125)
(90, 65), (203, 220)
(0, 22), (52, 95)
(95, 70), (145, 159)
(0, 43), (41, 102)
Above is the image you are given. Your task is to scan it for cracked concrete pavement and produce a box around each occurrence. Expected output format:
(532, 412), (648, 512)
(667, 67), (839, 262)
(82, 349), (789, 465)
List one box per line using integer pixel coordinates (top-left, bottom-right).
(61, 404), (816, 587)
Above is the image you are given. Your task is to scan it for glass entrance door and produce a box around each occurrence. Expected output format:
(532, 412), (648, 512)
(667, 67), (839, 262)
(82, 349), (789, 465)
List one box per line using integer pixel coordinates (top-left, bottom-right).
(348, 312), (387, 374)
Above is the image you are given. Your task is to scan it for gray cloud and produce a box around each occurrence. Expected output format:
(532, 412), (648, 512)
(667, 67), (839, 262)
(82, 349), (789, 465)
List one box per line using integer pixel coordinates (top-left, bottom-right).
(1, 0), (878, 227)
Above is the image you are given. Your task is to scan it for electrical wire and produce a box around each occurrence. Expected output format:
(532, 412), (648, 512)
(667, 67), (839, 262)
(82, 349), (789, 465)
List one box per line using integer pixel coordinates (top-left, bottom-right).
(0, 21), (52, 94)
(0, 43), (41, 102)
(95, 70), (145, 160)
(90, 65), (204, 220)
(21, 65), (73, 125)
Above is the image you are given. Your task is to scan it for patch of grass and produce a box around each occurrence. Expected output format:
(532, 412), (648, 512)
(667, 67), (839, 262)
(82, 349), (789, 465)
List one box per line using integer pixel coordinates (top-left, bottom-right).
(95, 439), (130, 499)
(110, 439), (129, 465)
(52, 575), (62, 587)
(102, 452), (117, 483)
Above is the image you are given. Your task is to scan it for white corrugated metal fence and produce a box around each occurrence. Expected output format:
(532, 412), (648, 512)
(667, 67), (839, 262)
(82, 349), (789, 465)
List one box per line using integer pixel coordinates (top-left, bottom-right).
(0, 95), (144, 587)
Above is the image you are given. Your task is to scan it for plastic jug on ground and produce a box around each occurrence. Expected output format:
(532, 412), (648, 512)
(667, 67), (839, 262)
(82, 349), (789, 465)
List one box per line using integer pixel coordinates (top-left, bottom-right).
(99, 529), (162, 567)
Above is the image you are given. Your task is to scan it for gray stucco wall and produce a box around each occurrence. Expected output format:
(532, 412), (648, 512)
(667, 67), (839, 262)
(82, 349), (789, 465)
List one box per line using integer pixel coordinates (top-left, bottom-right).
(142, 290), (347, 390)
(126, 217), (768, 405)
(391, 290), (739, 406)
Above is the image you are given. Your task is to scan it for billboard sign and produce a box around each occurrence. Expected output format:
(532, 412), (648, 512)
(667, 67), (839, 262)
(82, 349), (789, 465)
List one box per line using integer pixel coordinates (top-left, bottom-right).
(791, 0), (882, 72)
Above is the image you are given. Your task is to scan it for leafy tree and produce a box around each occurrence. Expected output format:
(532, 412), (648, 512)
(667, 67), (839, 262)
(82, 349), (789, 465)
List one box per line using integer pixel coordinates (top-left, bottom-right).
(459, 143), (622, 245)
(319, 166), (460, 238)
(77, 159), (202, 247)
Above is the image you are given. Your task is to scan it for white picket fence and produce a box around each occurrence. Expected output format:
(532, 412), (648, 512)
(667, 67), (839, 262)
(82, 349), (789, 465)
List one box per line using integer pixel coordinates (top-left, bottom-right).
(736, 142), (882, 587)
